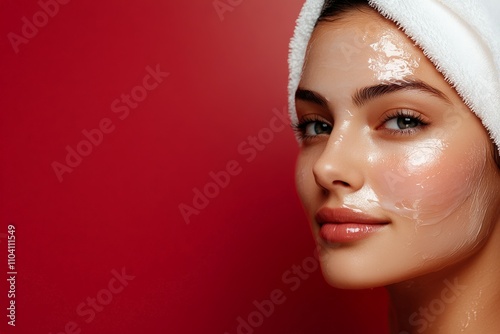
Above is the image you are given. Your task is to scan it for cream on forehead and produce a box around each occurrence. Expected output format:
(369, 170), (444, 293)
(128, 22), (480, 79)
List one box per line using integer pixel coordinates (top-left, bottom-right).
(368, 33), (420, 82)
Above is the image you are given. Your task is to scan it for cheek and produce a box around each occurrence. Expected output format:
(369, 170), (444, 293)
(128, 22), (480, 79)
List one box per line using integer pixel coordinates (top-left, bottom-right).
(371, 139), (488, 257)
(295, 151), (319, 214)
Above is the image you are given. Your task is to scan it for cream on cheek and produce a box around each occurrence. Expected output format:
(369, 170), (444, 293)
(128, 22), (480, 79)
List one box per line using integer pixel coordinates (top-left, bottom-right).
(369, 136), (489, 259)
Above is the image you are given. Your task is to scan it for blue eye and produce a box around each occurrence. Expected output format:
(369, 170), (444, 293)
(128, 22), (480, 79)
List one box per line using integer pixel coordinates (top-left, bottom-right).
(383, 110), (428, 134)
(293, 117), (332, 140)
(304, 121), (332, 136)
(385, 116), (420, 130)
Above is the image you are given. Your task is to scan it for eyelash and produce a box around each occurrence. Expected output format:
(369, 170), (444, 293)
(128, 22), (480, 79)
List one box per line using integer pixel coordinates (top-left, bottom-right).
(292, 114), (332, 142)
(292, 109), (429, 142)
(381, 109), (429, 135)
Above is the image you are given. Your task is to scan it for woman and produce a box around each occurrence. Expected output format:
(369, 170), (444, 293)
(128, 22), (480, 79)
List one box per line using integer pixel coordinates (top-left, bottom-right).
(288, 0), (500, 333)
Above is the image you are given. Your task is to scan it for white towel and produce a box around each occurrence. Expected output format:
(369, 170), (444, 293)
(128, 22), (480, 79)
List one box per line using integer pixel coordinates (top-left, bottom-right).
(288, 0), (500, 153)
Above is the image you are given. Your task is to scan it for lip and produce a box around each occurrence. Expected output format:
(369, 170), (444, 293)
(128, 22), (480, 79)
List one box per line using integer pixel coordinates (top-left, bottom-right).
(315, 207), (389, 243)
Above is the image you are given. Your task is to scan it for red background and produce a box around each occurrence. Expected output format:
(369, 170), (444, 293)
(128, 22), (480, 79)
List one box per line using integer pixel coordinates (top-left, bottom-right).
(0, 0), (388, 333)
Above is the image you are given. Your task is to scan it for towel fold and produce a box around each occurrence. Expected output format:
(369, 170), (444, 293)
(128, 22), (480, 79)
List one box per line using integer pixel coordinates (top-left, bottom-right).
(288, 0), (500, 153)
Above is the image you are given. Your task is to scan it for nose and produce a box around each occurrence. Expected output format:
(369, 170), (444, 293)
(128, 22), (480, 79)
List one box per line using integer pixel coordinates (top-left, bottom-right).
(312, 132), (365, 195)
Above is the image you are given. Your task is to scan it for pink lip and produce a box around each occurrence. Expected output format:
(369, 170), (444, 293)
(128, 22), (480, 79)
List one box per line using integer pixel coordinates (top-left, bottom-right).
(315, 207), (389, 243)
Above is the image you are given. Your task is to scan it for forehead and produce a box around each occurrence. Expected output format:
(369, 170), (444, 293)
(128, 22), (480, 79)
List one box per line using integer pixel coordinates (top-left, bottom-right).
(300, 9), (445, 92)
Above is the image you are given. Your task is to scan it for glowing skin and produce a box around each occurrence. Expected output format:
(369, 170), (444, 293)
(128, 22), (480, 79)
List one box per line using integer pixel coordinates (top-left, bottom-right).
(294, 7), (500, 334)
(369, 32), (420, 82)
(295, 8), (500, 298)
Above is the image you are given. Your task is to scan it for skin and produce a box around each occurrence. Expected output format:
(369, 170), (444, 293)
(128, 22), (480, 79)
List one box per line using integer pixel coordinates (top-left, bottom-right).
(294, 7), (500, 334)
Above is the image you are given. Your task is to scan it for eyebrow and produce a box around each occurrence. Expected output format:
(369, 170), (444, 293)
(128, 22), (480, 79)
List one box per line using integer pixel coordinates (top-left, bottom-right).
(295, 80), (451, 108)
(353, 80), (451, 107)
(295, 88), (329, 108)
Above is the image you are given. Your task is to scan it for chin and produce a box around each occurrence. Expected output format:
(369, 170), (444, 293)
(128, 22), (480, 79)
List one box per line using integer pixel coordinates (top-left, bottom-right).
(314, 239), (444, 290)
(320, 266), (387, 289)
(319, 260), (420, 290)
(317, 241), (482, 290)
(316, 246), (392, 289)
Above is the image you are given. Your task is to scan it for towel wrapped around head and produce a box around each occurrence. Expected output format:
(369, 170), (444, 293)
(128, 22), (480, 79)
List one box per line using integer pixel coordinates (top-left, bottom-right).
(288, 0), (500, 154)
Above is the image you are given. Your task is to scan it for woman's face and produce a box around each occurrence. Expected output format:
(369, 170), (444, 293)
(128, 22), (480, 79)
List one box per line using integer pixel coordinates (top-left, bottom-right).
(295, 8), (500, 289)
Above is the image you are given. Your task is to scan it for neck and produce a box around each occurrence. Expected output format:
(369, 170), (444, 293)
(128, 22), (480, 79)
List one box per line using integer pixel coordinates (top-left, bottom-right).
(387, 226), (500, 334)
